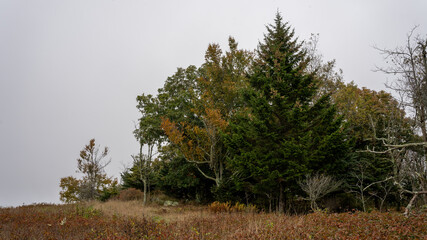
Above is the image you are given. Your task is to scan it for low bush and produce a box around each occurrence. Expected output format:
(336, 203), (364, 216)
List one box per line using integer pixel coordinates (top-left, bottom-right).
(118, 188), (144, 201)
(209, 201), (257, 213)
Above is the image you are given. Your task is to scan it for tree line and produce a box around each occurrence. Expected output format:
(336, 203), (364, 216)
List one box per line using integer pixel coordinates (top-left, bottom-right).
(61, 13), (427, 215)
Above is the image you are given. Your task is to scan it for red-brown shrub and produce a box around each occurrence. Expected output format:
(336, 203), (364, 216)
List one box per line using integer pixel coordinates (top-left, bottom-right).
(118, 188), (144, 201)
(2, 203), (427, 239)
(209, 201), (257, 213)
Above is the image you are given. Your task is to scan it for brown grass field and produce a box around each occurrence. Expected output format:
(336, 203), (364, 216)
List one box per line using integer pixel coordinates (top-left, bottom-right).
(1, 200), (426, 239)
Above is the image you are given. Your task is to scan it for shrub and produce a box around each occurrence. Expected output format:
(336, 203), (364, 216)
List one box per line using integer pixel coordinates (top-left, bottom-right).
(74, 204), (102, 218)
(209, 201), (258, 213)
(59, 176), (81, 203)
(209, 201), (232, 213)
(118, 188), (144, 201)
(98, 179), (120, 202)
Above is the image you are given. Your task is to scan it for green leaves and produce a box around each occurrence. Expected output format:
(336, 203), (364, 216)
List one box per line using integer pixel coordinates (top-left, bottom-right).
(128, 13), (420, 211)
(226, 13), (350, 211)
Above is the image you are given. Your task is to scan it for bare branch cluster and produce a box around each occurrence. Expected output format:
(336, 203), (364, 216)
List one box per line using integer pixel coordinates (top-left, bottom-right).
(375, 26), (427, 144)
(298, 173), (342, 210)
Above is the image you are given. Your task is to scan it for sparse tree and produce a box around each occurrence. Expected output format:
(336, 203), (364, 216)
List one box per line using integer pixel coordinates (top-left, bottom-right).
(375, 27), (427, 147)
(360, 104), (427, 216)
(349, 160), (394, 212)
(298, 173), (342, 211)
(374, 28), (427, 216)
(130, 152), (154, 206)
(304, 33), (345, 101)
(76, 138), (112, 200)
(59, 139), (114, 202)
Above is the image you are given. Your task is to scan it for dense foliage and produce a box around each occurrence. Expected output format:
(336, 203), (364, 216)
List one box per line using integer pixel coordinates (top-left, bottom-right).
(116, 13), (427, 213)
(225, 14), (350, 212)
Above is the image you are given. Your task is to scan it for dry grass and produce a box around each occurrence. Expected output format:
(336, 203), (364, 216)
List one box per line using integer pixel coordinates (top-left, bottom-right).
(2, 202), (427, 239)
(90, 200), (207, 223)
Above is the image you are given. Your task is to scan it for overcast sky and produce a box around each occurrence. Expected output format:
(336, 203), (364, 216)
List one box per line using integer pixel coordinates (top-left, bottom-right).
(1, 0), (426, 207)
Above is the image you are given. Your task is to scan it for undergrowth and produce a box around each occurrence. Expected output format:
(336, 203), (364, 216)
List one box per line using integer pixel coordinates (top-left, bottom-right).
(1, 203), (426, 239)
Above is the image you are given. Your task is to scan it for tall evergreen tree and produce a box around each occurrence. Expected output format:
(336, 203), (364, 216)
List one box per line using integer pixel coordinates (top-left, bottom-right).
(226, 13), (350, 212)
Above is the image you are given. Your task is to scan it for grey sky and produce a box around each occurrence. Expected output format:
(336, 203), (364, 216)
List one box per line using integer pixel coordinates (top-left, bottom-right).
(1, 0), (426, 207)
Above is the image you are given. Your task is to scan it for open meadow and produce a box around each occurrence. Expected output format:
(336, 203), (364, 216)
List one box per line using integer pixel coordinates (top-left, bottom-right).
(1, 201), (426, 239)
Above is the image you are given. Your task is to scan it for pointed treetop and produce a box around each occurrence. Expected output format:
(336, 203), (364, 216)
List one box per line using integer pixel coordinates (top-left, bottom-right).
(258, 11), (304, 68)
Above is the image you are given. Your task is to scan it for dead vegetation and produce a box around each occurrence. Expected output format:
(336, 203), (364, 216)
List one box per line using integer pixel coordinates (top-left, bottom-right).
(1, 202), (427, 239)
(90, 200), (206, 223)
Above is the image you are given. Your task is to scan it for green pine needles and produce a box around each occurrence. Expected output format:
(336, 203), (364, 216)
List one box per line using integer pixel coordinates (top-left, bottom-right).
(226, 13), (350, 211)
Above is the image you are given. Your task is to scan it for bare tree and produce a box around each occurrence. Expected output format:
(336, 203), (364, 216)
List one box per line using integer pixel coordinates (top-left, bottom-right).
(375, 26), (427, 146)
(131, 141), (155, 206)
(349, 160), (373, 212)
(374, 27), (427, 216)
(298, 173), (342, 211)
(396, 150), (427, 216)
(373, 178), (394, 212)
(349, 160), (394, 212)
(361, 111), (427, 216)
(304, 33), (345, 101)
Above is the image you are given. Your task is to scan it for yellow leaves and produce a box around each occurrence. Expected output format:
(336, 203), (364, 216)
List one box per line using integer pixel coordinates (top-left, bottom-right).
(205, 108), (228, 131)
(332, 83), (407, 141)
(160, 118), (184, 145)
(161, 117), (208, 163)
(59, 176), (80, 203)
(159, 39), (250, 175)
(160, 107), (228, 165)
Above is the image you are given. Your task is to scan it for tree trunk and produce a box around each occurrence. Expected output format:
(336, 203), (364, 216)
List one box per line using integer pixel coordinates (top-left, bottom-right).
(361, 192), (366, 212)
(419, 107), (427, 155)
(143, 179), (147, 206)
(278, 183), (284, 213)
(404, 193), (418, 217)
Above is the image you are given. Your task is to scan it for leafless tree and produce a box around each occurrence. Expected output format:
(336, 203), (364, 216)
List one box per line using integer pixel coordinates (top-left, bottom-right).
(349, 161), (373, 212)
(348, 158), (394, 212)
(298, 173), (342, 211)
(304, 34), (345, 101)
(373, 178), (394, 212)
(375, 26), (427, 147)
(395, 150), (427, 216)
(373, 26), (427, 216)
(362, 111), (427, 216)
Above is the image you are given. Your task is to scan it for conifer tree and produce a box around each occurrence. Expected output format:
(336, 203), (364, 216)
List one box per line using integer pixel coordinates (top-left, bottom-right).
(227, 13), (350, 212)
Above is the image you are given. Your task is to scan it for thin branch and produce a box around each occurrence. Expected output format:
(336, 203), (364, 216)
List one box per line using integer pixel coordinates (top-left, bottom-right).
(194, 164), (217, 183)
(362, 176), (394, 192)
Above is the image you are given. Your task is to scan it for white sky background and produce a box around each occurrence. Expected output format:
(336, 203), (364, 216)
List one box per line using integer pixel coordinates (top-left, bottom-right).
(0, 0), (426, 207)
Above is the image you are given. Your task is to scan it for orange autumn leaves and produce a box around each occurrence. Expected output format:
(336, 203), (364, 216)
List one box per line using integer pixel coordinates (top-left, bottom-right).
(160, 38), (249, 175)
(160, 107), (228, 165)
